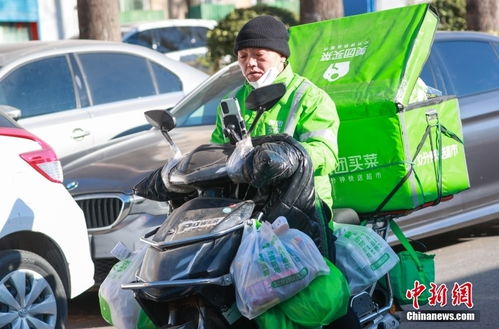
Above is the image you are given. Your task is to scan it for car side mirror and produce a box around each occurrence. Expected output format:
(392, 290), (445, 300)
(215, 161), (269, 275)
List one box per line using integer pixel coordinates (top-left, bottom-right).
(144, 110), (176, 132)
(0, 105), (22, 121)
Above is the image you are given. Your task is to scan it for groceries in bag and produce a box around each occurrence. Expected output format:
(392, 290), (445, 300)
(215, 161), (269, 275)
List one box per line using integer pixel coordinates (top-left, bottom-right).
(98, 243), (154, 329)
(230, 217), (329, 319)
(256, 257), (350, 329)
(334, 223), (399, 294)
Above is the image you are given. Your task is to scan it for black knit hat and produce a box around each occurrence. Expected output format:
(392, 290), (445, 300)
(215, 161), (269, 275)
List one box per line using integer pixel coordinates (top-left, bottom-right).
(234, 15), (290, 57)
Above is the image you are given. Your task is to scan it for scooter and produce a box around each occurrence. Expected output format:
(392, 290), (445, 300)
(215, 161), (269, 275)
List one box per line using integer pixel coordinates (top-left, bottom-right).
(122, 84), (400, 329)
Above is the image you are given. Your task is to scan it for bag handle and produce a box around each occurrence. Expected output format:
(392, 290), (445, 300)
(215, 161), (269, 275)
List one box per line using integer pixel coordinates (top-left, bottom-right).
(389, 219), (423, 270)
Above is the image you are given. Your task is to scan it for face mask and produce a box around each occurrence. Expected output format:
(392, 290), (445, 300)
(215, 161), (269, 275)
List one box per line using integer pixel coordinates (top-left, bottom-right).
(247, 67), (279, 89)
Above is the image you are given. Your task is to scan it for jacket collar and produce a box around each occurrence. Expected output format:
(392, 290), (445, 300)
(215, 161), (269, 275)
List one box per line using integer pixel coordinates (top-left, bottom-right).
(274, 63), (294, 85)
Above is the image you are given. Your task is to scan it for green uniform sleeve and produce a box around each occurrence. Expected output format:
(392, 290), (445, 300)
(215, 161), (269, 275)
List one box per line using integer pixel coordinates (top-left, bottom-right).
(296, 87), (339, 176)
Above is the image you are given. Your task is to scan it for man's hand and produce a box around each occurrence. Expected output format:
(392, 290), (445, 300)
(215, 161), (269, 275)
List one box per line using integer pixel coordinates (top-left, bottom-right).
(244, 142), (300, 188)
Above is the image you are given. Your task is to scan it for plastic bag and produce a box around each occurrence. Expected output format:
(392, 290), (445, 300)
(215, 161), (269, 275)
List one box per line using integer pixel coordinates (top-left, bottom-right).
(98, 246), (154, 329)
(227, 136), (253, 183)
(256, 258), (350, 329)
(161, 148), (193, 194)
(334, 223), (399, 294)
(230, 217), (329, 319)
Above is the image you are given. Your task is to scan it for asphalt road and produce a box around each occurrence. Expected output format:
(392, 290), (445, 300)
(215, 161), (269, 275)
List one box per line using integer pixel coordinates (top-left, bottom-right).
(402, 217), (499, 329)
(68, 290), (110, 329)
(68, 217), (499, 329)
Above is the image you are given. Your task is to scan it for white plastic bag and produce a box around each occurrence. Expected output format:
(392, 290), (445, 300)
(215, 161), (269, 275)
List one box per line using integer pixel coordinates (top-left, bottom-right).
(334, 223), (399, 294)
(98, 245), (147, 329)
(227, 136), (253, 183)
(230, 217), (329, 319)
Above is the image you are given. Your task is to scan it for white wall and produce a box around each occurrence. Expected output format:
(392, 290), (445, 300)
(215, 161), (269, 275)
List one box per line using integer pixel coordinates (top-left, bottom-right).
(38, 0), (79, 40)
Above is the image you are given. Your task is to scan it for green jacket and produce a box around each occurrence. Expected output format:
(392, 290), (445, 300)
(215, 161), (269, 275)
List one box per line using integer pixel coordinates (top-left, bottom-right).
(211, 65), (339, 208)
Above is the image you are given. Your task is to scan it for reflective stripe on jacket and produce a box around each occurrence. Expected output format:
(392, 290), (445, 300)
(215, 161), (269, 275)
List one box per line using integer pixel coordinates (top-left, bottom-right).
(211, 64), (339, 208)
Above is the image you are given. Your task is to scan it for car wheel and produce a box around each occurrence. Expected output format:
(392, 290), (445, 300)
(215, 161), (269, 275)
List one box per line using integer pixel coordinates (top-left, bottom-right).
(0, 249), (68, 329)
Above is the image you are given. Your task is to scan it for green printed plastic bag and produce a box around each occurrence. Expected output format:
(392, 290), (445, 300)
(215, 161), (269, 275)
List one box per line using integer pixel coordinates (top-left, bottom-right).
(288, 4), (470, 213)
(98, 247), (155, 329)
(256, 258), (350, 329)
(100, 296), (155, 329)
(137, 310), (156, 329)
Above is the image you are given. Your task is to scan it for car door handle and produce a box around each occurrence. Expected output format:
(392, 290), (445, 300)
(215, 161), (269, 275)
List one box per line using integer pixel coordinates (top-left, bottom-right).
(72, 128), (90, 140)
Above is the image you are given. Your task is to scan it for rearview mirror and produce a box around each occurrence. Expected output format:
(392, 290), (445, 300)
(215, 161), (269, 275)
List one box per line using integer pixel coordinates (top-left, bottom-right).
(245, 83), (286, 112)
(145, 110), (176, 132)
(245, 83), (286, 134)
(145, 109), (182, 157)
(0, 105), (22, 121)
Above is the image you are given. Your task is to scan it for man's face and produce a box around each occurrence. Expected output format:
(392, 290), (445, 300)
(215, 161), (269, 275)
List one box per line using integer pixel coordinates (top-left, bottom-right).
(237, 48), (286, 82)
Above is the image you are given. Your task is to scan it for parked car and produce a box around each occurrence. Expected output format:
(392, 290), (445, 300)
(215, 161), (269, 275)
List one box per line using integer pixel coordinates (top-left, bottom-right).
(401, 31), (499, 239)
(62, 31), (499, 281)
(121, 19), (217, 64)
(0, 108), (94, 328)
(0, 40), (207, 158)
(61, 62), (241, 283)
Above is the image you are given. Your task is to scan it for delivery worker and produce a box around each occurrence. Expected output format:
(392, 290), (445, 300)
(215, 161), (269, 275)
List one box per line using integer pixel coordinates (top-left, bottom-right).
(211, 15), (361, 329)
(211, 15), (339, 211)
(133, 15), (359, 328)
(212, 14), (338, 260)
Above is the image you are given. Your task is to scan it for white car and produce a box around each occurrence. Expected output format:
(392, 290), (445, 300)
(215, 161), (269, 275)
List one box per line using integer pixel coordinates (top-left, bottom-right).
(0, 40), (208, 158)
(0, 108), (94, 328)
(121, 19), (217, 63)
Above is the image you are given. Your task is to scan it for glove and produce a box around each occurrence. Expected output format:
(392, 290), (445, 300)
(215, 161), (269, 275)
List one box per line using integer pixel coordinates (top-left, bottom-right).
(133, 166), (192, 201)
(243, 142), (300, 188)
(133, 166), (170, 201)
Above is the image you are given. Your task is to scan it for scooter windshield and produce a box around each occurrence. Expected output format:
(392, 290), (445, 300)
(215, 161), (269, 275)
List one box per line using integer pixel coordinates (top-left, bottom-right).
(169, 143), (234, 187)
(152, 197), (254, 245)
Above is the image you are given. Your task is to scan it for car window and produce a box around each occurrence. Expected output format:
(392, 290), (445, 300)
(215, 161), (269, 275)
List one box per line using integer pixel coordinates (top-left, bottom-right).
(420, 63), (436, 89)
(0, 112), (16, 128)
(433, 40), (499, 96)
(153, 26), (209, 53)
(186, 27), (210, 48)
(125, 26), (211, 54)
(150, 62), (182, 93)
(420, 52), (448, 95)
(173, 68), (244, 127)
(124, 30), (155, 49)
(69, 55), (90, 108)
(156, 27), (184, 52)
(0, 56), (76, 118)
(78, 52), (156, 105)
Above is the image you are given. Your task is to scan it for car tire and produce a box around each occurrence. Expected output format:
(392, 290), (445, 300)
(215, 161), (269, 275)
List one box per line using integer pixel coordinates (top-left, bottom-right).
(0, 249), (68, 329)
